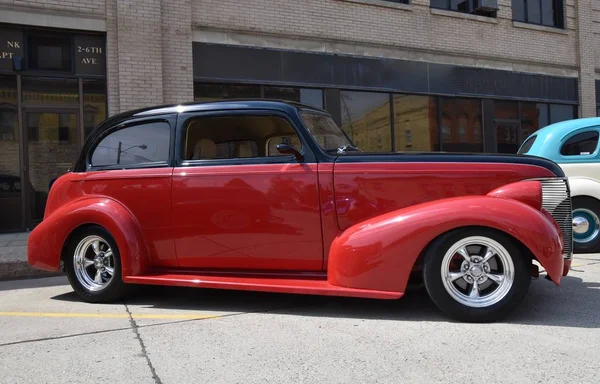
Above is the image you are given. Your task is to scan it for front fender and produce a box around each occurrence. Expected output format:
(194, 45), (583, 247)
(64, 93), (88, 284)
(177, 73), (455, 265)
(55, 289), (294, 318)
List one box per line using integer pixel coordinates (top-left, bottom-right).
(327, 196), (563, 294)
(27, 197), (149, 276)
(567, 177), (600, 200)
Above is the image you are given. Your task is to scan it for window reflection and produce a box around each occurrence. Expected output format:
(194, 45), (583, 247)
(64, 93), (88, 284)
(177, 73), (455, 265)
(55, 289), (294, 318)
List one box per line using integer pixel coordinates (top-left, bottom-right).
(22, 77), (79, 105)
(550, 104), (575, 124)
(83, 80), (107, 139)
(393, 95), (438, 151)
(91, 122), (171, 166)
(194, 83), (261, 102)
(264, 86), (323, 109)
(340, 91), (391, 152)
(520, 102), (548, 141)
(440, 98), (483, 152)
(0, 75), (22, 231)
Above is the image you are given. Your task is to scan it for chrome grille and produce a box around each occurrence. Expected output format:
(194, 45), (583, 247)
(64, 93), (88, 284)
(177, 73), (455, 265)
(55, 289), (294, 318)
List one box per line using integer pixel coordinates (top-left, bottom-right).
(540, 178), (573, 259)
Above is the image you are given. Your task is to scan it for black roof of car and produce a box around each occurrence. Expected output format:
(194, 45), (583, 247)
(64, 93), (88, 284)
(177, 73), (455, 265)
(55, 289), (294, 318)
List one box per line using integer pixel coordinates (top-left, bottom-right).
(99, 99), (326, 130)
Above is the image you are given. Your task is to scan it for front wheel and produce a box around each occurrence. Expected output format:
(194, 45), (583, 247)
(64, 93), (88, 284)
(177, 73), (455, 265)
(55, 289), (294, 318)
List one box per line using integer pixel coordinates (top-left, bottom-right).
(572, 196), (600, 254)
(65, 225), (127, 303)
(423, 228), (531, 323)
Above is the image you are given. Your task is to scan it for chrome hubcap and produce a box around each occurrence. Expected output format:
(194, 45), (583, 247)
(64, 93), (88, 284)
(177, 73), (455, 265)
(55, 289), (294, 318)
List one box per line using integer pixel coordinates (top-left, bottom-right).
(572, 209), (600, 244)
(441, 236), (514, 308)
(73, 236), (115, 292)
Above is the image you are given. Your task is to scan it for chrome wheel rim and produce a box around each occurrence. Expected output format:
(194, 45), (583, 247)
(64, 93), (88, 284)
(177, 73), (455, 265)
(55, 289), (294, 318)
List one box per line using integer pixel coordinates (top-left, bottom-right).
(572, 208), (600, 244)
(73, 235), (115, 292)
(441, 236), (514, 308)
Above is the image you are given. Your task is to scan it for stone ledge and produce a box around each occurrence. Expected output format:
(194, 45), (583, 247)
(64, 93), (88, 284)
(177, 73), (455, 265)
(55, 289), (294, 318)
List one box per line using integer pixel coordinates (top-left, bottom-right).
(512, 21), (569, 35)
(336, 0), (412, 11)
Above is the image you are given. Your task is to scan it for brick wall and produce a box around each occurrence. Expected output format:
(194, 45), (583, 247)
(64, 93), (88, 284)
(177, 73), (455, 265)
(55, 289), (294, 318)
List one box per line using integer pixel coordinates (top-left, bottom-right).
(594, 0), (600, 72)
(576, 0), (597, 117)
(0, 0), (105, 15)
(161, 0), (194, 104)
(192, 0), (579, 70)
(114, 0), (164, 112)
(104, 0), (193, 114)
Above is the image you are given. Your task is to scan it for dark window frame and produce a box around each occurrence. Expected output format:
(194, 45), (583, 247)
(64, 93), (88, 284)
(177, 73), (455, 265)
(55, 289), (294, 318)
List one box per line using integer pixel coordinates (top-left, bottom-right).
(431, 0), (497, 18)
(512, 0), (565, 29)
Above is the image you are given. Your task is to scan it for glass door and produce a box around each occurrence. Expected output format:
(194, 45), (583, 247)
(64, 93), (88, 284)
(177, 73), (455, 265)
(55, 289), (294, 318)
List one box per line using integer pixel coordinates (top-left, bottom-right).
(495, 121), (521, 154)
(24, 109), (79, 227)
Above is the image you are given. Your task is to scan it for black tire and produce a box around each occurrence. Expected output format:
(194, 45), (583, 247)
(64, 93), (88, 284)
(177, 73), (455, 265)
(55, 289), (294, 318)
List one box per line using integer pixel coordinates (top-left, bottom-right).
(422, 227), (531, 323)
(572, 196), (600, 254)
(64, 225), (127, 303)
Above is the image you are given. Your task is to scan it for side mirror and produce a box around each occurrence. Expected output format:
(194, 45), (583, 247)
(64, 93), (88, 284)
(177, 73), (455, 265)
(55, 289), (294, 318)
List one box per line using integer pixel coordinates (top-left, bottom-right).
(276, 143), (303, 162)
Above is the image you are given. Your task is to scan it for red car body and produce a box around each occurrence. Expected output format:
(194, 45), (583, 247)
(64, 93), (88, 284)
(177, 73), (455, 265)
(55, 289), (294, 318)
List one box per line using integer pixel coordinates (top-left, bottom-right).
(27, 100), (572, 320)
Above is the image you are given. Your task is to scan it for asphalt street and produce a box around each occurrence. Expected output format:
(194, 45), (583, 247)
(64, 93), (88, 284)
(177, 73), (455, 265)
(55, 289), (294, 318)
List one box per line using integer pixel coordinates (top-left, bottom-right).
(1, 255), (600, 384)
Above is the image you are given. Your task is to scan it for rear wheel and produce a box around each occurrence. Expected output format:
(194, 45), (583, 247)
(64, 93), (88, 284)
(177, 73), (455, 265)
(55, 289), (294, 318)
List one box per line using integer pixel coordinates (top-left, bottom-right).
(65, 225), (126, 303)
(572, 196), (600, 254)
(423, 228), (531, 323)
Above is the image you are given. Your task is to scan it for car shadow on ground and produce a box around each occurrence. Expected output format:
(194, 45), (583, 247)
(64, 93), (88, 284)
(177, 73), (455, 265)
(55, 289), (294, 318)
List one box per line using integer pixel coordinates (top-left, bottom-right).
(49, 274), (600, 328)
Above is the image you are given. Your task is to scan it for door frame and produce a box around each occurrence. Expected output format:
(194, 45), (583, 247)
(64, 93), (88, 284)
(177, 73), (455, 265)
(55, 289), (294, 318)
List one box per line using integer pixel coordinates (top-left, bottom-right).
(21, 107), (81, 229)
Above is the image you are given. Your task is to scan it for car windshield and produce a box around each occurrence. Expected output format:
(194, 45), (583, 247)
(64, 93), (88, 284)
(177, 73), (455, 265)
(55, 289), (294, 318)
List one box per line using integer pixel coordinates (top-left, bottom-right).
(300, 111), (360, 154)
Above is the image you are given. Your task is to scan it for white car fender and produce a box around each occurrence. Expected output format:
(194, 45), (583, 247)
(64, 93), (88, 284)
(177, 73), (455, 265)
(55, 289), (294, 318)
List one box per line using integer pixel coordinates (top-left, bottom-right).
(566, 176), (600, 201)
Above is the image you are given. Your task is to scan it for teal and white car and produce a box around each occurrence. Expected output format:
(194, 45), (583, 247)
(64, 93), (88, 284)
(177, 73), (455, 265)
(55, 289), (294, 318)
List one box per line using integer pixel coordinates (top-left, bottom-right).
(519, 117), (600, 253)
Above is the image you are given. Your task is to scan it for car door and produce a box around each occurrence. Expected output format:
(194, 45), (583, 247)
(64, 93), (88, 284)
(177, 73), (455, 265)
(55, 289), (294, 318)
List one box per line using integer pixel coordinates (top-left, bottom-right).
(172, 109), (323, 271)
(82, 114), (177, 267)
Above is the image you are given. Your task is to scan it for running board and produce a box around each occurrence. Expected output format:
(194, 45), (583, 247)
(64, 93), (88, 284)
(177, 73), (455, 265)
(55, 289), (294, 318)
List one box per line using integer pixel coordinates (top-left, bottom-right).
(123, 272), (402, 300)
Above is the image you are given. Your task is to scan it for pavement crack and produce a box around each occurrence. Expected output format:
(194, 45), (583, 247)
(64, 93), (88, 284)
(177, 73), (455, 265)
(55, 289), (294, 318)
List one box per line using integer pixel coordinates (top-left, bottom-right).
(0, 326), (133, 348)
(124, 302), (163, 384)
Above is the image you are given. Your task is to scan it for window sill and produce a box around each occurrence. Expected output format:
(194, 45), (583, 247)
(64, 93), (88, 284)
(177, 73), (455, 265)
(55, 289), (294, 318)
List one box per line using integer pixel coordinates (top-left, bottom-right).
(430, 8), (498, 24)
(336, 0), (412, 11)
(512, 21), (568, 35)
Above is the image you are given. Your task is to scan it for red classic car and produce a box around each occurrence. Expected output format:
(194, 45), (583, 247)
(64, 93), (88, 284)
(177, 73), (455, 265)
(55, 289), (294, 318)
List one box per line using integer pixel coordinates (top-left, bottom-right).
(27, 100), (573, 322)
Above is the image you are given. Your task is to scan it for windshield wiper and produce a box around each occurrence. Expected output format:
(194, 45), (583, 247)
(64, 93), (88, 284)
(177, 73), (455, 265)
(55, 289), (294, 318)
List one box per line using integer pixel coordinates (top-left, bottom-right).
(336, 145), (362, 154)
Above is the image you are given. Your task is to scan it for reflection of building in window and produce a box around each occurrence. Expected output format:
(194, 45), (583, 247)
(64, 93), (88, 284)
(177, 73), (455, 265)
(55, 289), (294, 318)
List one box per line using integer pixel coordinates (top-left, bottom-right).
(0, 105), (17, 141)
(340, 91), (392, 152)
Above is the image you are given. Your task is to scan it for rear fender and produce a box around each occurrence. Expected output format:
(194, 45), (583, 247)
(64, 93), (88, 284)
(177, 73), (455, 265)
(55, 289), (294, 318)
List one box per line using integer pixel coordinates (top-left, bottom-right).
(27, 197), (149, 276)
(327, 196), (563, 294)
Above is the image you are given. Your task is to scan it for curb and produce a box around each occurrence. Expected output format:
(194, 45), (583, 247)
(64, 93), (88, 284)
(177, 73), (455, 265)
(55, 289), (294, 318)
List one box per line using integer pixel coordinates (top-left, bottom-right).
(0, 261), (64, 281)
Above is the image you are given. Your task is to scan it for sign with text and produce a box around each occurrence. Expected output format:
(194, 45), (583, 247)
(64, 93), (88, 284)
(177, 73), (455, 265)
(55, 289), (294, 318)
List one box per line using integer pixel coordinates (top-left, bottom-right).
(0, 28), (24, 72)
(74, 35), (105, 76)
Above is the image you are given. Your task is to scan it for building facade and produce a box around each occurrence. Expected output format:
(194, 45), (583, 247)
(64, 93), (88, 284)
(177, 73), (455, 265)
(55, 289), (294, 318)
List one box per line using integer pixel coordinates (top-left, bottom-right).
(0, 0), (599, 232)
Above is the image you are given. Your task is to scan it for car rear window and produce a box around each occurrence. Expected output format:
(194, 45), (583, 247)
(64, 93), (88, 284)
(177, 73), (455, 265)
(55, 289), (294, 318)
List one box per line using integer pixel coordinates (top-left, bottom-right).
(518, 135), (537, 154)
(560, 131), (599, 156)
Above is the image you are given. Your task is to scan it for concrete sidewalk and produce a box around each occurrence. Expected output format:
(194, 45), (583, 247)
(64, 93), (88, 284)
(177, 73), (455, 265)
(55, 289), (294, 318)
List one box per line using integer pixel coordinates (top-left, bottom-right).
(0, 232), (62, 280)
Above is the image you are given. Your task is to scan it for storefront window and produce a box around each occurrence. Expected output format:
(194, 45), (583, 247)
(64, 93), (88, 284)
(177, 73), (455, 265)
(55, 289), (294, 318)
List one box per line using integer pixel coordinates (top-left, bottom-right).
(83, 80), (107, 139)
(550, 104), (575, 124)
(340, 91), (391, 152)
(22, 77), (79, 105)
(440, 98), (483, 152)
(0, 75), (22, 231)
(194, 83), (261, 101)
(393, 94), (438, 152)
(264, 86), (323, 109)
(494, 101), (519, 120)
(520, 102), (548, 140)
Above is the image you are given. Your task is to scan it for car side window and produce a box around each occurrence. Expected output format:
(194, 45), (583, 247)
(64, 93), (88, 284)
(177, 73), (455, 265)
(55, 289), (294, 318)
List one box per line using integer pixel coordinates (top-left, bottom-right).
(560, 131), (599, 156)
(90, 121), (171, 167)
(182, 115), (303, 161)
